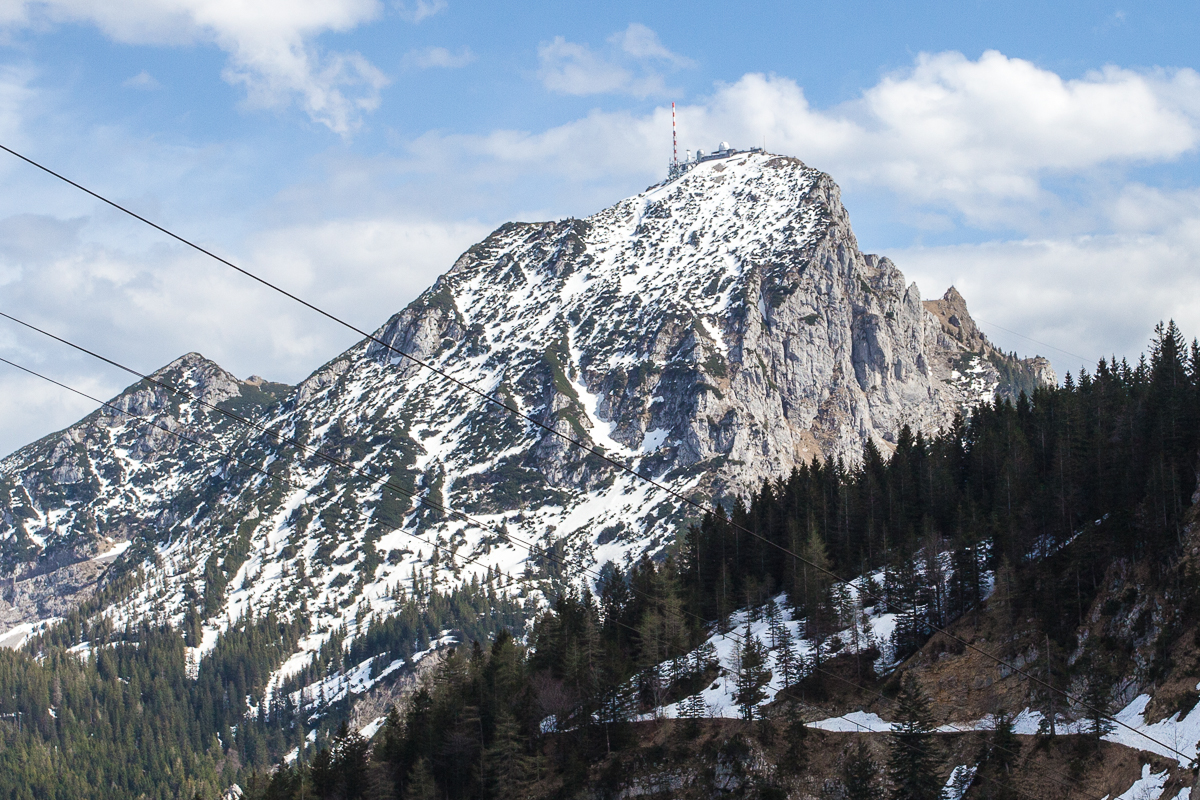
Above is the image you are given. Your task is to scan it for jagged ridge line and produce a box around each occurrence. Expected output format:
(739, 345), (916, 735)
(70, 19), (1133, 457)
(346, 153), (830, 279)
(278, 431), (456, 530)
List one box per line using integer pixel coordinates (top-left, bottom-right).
(0, 142), (1181, 761)
(0, 310), (807, 695)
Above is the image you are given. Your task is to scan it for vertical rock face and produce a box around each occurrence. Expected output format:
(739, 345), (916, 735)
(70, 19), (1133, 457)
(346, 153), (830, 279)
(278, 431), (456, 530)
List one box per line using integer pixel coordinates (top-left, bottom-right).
(0, 152), (1050, 692)
(368, 152), (1045, 499)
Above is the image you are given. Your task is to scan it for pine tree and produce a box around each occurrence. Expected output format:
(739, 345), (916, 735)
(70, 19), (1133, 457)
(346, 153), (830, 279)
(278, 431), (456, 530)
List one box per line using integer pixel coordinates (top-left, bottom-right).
(974, 711), (1018, 800)
(733, 627), (772, 722)
(887, 673), (942, 800)
(679, 646), (710, 727)
(800, 529), (833, 673)
(766, 598), (784, 650)
(679, 689), (706, 724)
(780, 702), (808, 775)
(485, 708), (527, 800)
(947, 544), (983, 618)
(775, 620), (802, 687)
(830, 580), (853, 628)
(309, 744), (336, 798)
(842, 739), (882, 800)
(1083, 669), (1115, 741)
(888, 551), (928, 661)
(403, 757), (437, 800)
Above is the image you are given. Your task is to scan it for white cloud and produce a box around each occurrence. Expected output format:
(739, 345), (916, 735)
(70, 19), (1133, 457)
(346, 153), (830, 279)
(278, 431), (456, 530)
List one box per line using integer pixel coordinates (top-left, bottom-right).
(404, 45), (474, 70)
(537, 23), (693, 98)
(0, 368), (118, 457)
(453, 54), (1200, 229)
(5, 0), (387, 133)
(0, 65), (32, 142)
(611, 22), (693, 68)
(846, 52), (1200, 219)
(394, 0), (445, 23)
(538, 37), (637, 96)
(122, 70), (161, 90)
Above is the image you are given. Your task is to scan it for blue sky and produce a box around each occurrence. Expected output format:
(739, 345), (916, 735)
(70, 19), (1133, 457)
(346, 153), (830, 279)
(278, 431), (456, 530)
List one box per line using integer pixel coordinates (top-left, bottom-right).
(0, 1), (1198, 454)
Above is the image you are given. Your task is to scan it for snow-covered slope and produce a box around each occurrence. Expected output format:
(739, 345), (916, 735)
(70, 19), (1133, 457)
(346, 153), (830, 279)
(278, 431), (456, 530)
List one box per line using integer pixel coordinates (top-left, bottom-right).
(0, 152), (1051, 705)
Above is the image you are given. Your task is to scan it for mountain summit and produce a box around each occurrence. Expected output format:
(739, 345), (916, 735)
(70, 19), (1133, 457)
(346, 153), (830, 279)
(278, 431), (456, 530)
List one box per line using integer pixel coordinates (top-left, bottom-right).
(0, 151), (1049, 695)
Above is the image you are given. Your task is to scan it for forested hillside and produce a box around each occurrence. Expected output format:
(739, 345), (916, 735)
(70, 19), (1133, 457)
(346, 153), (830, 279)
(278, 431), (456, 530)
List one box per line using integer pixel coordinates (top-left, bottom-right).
(0, 321), (1196, 799)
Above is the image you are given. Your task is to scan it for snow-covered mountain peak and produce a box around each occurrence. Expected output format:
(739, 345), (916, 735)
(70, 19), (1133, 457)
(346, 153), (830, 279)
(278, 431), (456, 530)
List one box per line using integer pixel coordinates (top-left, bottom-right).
(0, 152), (1053, 717)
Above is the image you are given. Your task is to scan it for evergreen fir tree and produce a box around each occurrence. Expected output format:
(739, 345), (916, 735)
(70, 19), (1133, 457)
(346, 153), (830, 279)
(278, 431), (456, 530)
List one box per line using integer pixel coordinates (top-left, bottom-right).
(780, 702), (808, 775)
(484, 708), (527, 800)
(947, 544), (983, 618)
(766, 598), (784, 650)
(403, 758), (437, 800)
(974, 711), (1018, 800)
(842, 739), (882, 800)
(800, 529), (833, 672)
(886, 673), (943, 800)
(679, 689), (706, 725)
(1083, 669), (1115, 741)
(775, 620), (801, 687)
(679, 646), (711, 727)
(733, 626), (773, 722)
(888, 551), (928, 661)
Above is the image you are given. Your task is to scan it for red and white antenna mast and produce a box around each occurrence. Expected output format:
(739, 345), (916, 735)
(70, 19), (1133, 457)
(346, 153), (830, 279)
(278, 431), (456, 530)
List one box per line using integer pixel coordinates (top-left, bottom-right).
(672, 102), (678, 166)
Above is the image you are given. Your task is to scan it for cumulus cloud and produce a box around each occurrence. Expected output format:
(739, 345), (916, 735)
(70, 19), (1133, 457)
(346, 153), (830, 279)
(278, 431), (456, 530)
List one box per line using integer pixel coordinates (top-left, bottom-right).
(612, 22), (693, 68)
(445, 53), (1200, 229)
(538, 23), (693, 98)
(0, 65), (33, 142)
(844, 52), (1200, 220)
(404, 45), (474, 70)
(5, 0), (387, 133)
(0, 369), (119, 456)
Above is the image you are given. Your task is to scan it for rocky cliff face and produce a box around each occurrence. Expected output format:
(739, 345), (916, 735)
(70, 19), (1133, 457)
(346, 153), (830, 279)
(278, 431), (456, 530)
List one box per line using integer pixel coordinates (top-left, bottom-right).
(0, 152), (1051, 703)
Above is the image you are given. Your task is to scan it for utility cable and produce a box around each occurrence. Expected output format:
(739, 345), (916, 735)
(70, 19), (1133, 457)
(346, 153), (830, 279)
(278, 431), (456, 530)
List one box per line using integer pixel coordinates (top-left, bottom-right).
(0, 144), (1182, 761)
(975, 318), (1091, 365)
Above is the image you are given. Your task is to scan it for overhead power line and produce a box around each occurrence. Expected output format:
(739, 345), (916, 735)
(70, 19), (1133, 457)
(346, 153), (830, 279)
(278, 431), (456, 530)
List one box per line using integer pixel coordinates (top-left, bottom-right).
(975, 318), (1091, 364)
(0, 144), (1183, 762)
